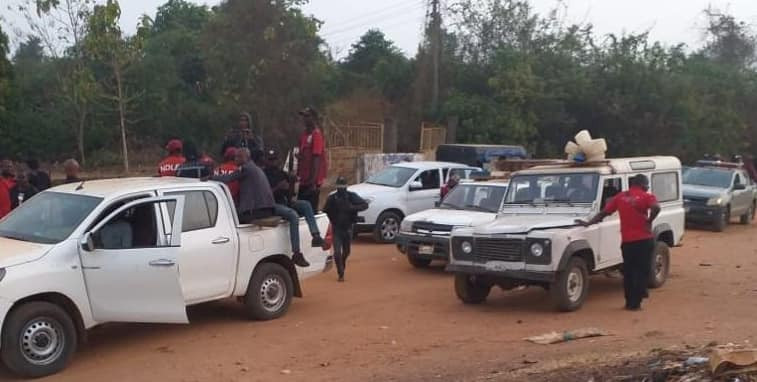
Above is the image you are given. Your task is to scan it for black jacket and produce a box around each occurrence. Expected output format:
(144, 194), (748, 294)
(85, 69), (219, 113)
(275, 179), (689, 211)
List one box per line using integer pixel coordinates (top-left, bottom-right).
(323, 190), (369, 229)
(211, 161), (275, 215)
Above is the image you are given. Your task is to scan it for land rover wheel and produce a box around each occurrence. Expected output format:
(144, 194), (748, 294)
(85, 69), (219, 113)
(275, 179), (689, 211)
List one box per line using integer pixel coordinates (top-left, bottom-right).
(244, 263), (294, 321)
(407, 254), (432, 268)
(713, 209), (729, 232)
(551, 257), (589, 312)
(1, 302), (77, 378)
(648, 242), (671, 289)
(740, 204), (755, 225)
(374, 211), (402, 243)
(455, 274), (491, 304)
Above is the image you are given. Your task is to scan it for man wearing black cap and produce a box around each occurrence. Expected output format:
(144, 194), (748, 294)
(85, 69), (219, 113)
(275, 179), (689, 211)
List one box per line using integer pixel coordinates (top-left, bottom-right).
(323, 176), (369, 282)
(297, 107), (327, 212)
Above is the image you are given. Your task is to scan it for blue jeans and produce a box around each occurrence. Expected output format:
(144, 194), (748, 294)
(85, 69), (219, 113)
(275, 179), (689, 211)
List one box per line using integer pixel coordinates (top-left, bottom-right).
(274, 202), (320, 253)
(290, 200), (320, 235)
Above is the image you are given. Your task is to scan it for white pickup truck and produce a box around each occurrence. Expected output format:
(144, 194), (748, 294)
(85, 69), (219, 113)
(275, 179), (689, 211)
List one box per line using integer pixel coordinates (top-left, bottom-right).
(0, 178), (331, 378)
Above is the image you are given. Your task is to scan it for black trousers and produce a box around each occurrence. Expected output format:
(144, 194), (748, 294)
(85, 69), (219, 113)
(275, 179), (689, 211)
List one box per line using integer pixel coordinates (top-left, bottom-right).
(621, 239), (655, 309)
(333, 227), (353, 278)
(298, 185), (320, 213)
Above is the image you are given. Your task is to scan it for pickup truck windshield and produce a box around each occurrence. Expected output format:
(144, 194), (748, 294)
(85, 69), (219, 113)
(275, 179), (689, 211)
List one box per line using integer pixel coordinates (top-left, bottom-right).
(441, 184), (507, 213)
(505, 173), (599, 204)
(0, 192), (103, 244)
(683, 167), (733, 189)
(366, 166), (417, 188)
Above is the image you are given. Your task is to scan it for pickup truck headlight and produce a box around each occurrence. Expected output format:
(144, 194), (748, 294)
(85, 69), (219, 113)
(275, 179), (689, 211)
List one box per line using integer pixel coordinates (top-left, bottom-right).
(707, 197), (725, 206)
(461, 240), (473, 254)
(530, 242), (544, 257)
(400, 219), (413, 233)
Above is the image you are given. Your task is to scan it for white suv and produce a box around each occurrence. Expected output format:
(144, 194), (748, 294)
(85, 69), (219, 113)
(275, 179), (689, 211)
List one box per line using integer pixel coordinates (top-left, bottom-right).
(447, 157), (685, 311)
(349, 161), (480, 243)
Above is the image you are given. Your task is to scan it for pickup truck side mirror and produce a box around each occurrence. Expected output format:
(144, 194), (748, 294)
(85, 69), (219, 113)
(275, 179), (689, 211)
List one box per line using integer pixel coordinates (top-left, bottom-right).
(734, 183), (747, 191)
(80, 232), (95, 252)
(409, 181), (423, 191)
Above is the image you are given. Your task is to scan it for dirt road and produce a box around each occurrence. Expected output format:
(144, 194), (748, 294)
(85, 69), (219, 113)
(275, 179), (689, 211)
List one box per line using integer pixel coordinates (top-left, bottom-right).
(4, 225), (757, 382)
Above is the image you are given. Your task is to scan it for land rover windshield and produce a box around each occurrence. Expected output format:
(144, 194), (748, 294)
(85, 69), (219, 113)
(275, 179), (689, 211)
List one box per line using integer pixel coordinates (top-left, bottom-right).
(440, 184), (507, 213)
(505, 173), (599, 205)
(0, 192), (103, 244)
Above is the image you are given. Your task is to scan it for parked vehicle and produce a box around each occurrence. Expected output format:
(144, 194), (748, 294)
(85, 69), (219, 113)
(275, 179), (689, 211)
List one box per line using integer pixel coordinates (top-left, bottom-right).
(350, 161), (480, 243)
(396, 180), (509, 268)
(436, 144), (528, 170)
(0, 178), (331, 378)
(447, 157), (685, 312)
(682, 160), (757, 231)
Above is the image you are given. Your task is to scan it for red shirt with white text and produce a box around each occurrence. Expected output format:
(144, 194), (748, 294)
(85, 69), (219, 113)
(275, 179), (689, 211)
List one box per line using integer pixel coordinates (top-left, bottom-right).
(158, 155), (186, 177)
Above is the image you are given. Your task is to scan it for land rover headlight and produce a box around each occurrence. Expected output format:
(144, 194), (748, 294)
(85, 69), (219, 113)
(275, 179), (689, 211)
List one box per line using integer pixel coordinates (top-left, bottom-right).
(530, 242), (544, 257)
(707, 196), (724, 206)
(400, 219), (413, 232)
(461, 241), (473, 254)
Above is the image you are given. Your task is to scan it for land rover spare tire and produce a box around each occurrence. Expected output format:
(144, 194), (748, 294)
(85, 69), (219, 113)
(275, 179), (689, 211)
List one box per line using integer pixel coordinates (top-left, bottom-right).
(1, 301), (78, 378)
(648, 241), (671, 289)
(551, 257), (590, 312)
(454, 274), (491, 304)
(244, 263), (294, 321)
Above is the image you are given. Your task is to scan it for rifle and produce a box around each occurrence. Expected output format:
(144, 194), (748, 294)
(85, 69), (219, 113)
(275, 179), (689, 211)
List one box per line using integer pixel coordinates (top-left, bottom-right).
(287, 146), (297, 204)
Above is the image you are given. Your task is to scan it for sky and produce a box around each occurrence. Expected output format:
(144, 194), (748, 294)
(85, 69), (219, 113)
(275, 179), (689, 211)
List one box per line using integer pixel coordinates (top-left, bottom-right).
(3, 0), (757, 57)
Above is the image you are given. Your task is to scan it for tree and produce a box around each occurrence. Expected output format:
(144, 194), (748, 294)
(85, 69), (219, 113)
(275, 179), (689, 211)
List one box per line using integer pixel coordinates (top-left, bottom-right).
(0, 24), (13, 153)
(342, 29), (413, 102)
(85, 0), (143, 172)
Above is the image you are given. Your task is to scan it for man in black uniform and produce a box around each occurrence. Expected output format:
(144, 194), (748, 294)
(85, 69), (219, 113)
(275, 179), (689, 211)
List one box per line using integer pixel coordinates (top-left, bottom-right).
(323, 177), (369, 282)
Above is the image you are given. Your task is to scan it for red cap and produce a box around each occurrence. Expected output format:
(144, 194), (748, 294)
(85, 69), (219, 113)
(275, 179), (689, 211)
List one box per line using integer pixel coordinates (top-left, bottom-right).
(224, 147), (237, 160)
(165, 139), (183, 152)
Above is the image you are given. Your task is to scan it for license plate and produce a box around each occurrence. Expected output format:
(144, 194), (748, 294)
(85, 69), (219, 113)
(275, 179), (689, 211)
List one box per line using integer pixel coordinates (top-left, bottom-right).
(486, 262), (511, 272)
(418, 245), (434, 255)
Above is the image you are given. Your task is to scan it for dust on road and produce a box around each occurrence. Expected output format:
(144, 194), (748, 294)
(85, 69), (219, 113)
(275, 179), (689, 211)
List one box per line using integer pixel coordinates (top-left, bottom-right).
(5, 225), (757, 382)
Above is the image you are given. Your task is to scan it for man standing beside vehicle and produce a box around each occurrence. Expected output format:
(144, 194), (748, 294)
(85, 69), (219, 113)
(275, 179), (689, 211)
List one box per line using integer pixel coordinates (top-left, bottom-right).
(297, 107), (327, 212)
(158, 139), (186, 177)
(323, 177), (369, 282)
(577, 174), (661, 311)
(62, 159), (82, 184)
(9, 171), (39, 209)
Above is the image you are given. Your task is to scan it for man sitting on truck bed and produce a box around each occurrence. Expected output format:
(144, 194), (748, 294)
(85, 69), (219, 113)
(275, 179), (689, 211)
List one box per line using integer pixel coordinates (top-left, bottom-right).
(209, 148), (310, 267)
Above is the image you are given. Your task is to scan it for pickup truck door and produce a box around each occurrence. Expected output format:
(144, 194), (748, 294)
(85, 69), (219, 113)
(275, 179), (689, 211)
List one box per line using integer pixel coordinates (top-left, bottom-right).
(78, 196), (188, 324)
(406, 168), (442, 215)
(732, 172), (752, 215)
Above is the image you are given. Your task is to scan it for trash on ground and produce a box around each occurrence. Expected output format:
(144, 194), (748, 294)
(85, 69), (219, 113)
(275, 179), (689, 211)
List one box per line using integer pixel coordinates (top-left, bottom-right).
(710, 346), (757, 377)
(525, 328), (609, 345)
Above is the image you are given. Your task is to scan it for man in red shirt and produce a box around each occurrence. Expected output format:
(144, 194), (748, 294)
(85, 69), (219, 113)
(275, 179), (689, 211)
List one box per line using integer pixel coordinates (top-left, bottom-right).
(0, 177), (10, 219)
(577, 174), (661, 311)
(215, 147), (240, 205)
(1, 159), (16, 190)
(297, 107), (327, 212)
(158, 139), (186, 177)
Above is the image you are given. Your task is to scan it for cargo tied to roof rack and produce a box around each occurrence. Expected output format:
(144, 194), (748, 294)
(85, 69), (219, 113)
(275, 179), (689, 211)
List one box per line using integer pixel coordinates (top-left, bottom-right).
(564, 130), (608, 163)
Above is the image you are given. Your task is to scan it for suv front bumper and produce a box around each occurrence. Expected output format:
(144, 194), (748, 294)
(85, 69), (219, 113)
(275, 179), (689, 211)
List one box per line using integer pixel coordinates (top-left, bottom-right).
(397, 233), (450, 261)
(445, 263), (555, 282)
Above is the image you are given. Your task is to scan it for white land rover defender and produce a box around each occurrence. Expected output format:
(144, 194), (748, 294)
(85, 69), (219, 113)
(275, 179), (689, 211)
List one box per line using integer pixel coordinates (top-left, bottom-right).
(446, 157), (685, 311)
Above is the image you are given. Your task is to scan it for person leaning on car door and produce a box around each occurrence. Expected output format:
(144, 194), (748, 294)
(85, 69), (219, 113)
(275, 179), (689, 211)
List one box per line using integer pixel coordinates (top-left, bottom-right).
(576, 174), (661, 311)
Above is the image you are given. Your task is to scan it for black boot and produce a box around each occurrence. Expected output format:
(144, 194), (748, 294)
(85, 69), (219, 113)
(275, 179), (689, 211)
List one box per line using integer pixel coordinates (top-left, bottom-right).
(311, 234), (324, 247)
(292, 252), (310, 267)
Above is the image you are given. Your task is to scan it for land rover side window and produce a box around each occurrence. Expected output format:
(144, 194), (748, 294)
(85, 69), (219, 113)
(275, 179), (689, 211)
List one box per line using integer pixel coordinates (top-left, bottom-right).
(95, 203), (159, 250)
(601, 178), (622, 209)
(652, 172), (679, 203)
(413, 169), (441, 190)
(166, 191), (218, 232)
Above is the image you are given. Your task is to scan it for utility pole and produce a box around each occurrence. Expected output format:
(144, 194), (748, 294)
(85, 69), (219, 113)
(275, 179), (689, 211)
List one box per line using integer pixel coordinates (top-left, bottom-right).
(430, 0), (441, 115)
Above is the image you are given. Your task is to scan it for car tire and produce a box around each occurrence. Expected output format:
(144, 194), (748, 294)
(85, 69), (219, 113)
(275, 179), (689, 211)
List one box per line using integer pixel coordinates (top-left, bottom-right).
(374, 211), (402, 243)
(1, 302), (78, 379)
(244, 263), (294, 321)
(454, 274), (491, 304)
(740, 204), (755, 225)
(551, 257), (589, 312)
(713, 208), (729, 232)
(648, 241), (671, 289)
(407, 254), (432, 268)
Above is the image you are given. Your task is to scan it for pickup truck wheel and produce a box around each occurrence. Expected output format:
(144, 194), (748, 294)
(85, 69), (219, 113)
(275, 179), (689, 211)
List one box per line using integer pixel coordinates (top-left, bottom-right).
(713, 209), (729, 232)
(740, 205), (754, 225)
(648, 242), (670, 289)
(454, 274), (491, 304)
(374, 212), (401, 243)
(244, 263), (294, 321)
(1, 302), (77, 378)
(407, 254), (432, 268)
(551, 257), (589, 312)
